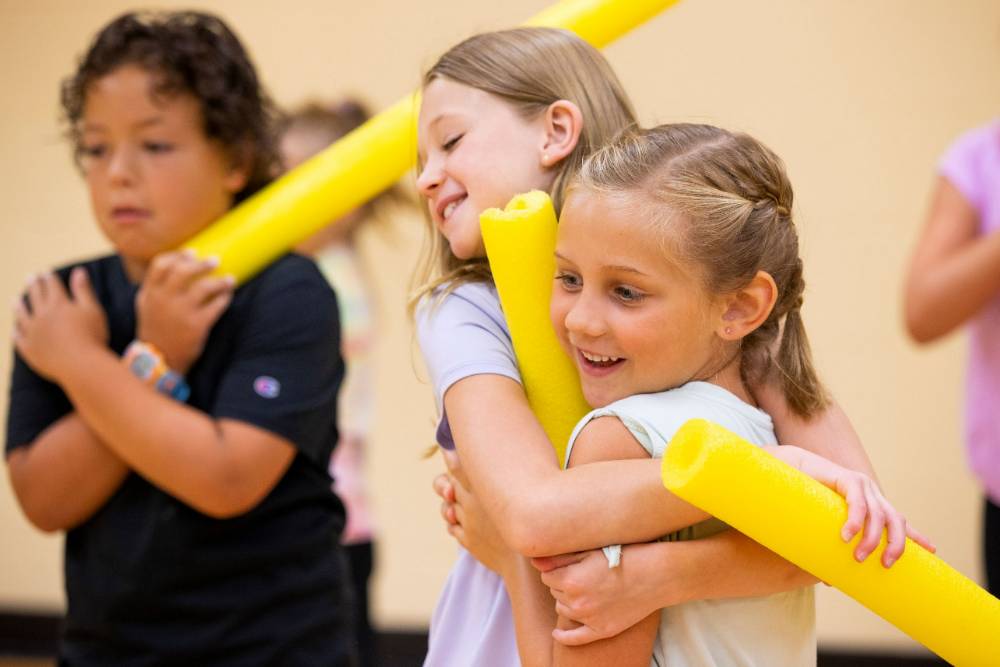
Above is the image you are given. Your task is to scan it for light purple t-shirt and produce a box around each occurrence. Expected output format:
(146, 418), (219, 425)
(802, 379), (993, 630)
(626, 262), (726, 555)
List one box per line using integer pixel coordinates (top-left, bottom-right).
(939, 119), (1000, 503)
(416, 282), (522, 667)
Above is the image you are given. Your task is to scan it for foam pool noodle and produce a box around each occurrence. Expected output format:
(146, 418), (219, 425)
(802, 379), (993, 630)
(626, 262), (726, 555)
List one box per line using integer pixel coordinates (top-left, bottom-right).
(480, 191), (590, 466)
(183, 0), (682, 283)
(663, 418), (1000, 666)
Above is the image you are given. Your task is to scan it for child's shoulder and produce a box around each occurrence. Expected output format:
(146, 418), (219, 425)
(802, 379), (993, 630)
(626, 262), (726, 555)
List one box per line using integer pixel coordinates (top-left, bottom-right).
(590, 382), (776, 458)
(45, 254), (129, 304)
(416, 280), (503, 330)
(942, 118), (1000, 166)
(240, 253), (335, 301)
(50, 253), (121, 279)
(227, 253), (338, 331)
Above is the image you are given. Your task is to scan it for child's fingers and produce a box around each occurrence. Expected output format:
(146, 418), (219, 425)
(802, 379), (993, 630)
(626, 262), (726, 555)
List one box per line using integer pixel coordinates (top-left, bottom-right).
(198, 288), (234, 327)
(552, 621), (603, 646)
(905, 523), (936, 553)
(533, 552), (585, 574)
(69, 267), (98, 308)
(191, 274), (235, 306)
(146, 252), (181, 288)
(34, 272), (69, 306)
(432, 473), (455, 503)
(439, 499), (457, 526)
(147, 252), (218, 291)
(26, 273), (46, 307)
(854, 482), (885, 562)
(839, 477), (867, 543)
(446, 523), (466, 548)
(880, 506), (905, 568)
(11, 297), (29, 340)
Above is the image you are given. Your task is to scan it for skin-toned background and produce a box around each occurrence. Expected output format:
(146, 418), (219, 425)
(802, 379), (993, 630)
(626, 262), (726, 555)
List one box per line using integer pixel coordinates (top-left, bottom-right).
(2, 0), (999, 655)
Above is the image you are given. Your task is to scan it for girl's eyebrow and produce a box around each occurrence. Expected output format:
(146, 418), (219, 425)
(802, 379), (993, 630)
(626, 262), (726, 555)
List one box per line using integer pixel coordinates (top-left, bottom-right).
(555, 251), (649, 277)
(607, 264), (649, 276)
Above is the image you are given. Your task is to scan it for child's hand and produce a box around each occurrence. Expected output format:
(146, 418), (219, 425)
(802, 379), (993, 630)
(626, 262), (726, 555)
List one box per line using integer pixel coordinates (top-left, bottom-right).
(832, 467), (935, 567)
(436, 449), (514, 574)
(531, 549), (639, 645)
(13, 269), (108, 382)
(136, 251), (234, 374)
(773, 445), (936, 567)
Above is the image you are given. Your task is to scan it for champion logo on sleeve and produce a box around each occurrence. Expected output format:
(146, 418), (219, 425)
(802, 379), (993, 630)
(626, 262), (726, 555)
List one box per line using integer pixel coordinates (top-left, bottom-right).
(253, 376), (281, 399)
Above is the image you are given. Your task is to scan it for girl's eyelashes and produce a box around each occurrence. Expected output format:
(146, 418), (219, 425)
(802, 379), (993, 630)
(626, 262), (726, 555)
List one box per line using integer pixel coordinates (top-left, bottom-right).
(442, 134), (463, 151)
(613, 284), (646, 304)
(555, 271), (581, 291)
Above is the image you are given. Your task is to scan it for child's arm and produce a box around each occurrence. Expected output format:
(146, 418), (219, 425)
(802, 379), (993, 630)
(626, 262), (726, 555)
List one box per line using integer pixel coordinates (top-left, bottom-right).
(6, 414), (128, 532)
(755, 380), (934, 565)
(443, 374), (708, 556)
(531, 443), (934, 646)
(8, 256), (235, 528)
(444, 407), (932, 647)
(546, 415), (661, 665)
(535, 531), (815, 646)
(13, 265), (307, 519)
(904, 176), (1000, 342)
(484, 414), (660, 667)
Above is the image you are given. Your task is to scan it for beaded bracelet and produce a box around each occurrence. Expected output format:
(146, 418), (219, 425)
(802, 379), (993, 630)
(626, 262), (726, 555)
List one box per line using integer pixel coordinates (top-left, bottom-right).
(123, 340), (191, 402)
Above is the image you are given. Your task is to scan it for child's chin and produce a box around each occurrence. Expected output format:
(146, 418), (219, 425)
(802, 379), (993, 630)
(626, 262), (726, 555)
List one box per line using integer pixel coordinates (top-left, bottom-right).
(583, 387), (620, 409)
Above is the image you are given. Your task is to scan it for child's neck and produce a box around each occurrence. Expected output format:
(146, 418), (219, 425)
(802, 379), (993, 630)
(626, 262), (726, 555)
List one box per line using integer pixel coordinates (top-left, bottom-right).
(120, 256), (148, 284)
(700, 353), (756, 408)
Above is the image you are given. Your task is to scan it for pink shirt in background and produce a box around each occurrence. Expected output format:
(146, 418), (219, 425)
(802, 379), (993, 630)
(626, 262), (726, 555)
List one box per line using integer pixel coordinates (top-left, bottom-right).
(939, 118), (1000, 503)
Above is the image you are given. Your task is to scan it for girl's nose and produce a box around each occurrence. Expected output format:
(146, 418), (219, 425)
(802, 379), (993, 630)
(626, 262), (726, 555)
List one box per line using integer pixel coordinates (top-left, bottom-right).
(563, 293), (606, 339)
(416, 157), (443, 197)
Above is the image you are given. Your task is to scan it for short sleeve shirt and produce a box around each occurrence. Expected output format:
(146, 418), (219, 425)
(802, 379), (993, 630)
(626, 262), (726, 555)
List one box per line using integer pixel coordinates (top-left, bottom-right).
(938, 119), (1000, 503)
(567, 382), (815, 667)
(6, 254), (354, 666)
(415, 282), (523, 667)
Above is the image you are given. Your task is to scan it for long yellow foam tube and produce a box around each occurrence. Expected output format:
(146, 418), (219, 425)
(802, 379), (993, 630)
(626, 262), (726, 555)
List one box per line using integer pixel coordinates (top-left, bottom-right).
(480, 192), (590, 465)
(183, 0), (681, 283)
(663, 418), (1000, 666)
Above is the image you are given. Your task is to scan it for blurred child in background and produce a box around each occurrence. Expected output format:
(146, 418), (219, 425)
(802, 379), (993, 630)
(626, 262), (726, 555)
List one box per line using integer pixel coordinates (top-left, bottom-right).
(281, 99), (406, 664)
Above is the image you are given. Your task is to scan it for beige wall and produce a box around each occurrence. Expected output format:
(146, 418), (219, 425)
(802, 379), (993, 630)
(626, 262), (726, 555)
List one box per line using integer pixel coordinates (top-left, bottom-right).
(2, 0), (998, 654)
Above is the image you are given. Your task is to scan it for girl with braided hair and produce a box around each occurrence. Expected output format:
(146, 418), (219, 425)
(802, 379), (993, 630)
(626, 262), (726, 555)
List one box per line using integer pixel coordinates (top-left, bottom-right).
(529, 122), (920, 664)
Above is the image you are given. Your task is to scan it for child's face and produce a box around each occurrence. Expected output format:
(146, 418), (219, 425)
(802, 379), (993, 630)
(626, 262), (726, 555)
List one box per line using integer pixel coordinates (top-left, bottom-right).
(79, 65), (248, 277)
(551, 190), (727, 408)
(416, 78), (553, 260)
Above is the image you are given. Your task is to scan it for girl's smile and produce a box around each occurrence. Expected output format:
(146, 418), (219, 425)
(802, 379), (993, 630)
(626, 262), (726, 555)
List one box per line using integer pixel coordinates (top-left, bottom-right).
(551, 190), (733, 408)
(416, 77), (553, 260)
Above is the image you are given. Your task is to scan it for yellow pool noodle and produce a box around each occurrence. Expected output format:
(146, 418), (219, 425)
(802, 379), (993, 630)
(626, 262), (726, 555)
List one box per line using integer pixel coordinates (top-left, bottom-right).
(480, 192), (590, 465)
(183, 0), (681, 283)
(663, 418), (1000, 666)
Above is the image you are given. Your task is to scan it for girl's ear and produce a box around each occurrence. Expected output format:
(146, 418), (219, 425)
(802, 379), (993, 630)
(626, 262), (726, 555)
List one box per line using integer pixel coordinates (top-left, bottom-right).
(540, 100), (583, 168)
(717, 271), (778, 341)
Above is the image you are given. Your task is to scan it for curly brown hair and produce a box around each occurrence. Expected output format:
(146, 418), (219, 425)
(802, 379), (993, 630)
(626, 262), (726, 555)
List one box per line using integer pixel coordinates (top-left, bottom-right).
(60, 10), (280, 203)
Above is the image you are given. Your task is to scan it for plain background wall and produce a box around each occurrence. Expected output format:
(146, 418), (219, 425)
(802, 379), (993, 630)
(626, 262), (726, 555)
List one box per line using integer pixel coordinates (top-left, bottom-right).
(2, 0), (999, 655)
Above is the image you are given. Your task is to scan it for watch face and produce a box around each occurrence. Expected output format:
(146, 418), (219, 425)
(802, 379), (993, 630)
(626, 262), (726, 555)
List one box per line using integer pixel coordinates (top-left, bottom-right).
(131, 353), (155, 379)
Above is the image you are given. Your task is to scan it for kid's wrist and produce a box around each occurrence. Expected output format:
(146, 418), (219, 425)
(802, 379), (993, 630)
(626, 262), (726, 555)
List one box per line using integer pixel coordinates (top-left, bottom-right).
(123, 340), (191, 402)
(134, 330), (193, 374)
(633, 541), (694, 609)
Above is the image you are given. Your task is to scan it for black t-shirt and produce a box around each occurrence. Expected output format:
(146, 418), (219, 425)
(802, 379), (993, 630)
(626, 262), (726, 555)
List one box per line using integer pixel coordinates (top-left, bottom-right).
(6, 254), (355, 666)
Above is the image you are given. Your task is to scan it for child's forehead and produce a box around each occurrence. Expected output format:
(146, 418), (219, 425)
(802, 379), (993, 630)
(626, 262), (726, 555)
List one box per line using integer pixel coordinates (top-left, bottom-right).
(81, 69), (203, 132)
(420, 78), (512, 123)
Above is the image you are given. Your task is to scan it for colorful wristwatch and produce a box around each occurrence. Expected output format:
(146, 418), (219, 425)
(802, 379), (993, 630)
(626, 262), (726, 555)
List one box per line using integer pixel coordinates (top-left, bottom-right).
(123, 340), (191, 402)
